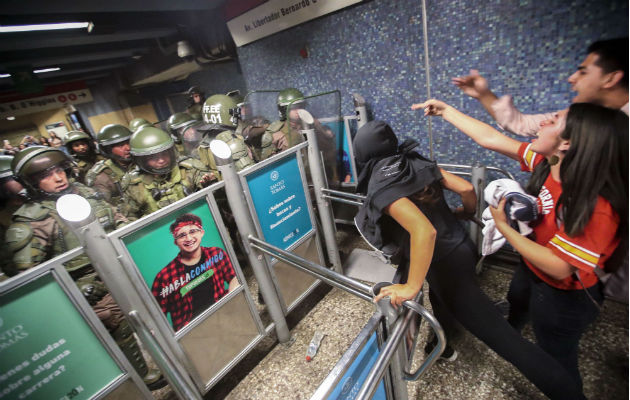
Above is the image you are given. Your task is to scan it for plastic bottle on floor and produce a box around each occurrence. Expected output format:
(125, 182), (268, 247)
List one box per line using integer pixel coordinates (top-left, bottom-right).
(306, 331), (325, 362)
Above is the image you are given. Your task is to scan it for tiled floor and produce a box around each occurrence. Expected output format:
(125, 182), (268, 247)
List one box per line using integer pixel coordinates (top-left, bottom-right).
(152, 228), (628, 400)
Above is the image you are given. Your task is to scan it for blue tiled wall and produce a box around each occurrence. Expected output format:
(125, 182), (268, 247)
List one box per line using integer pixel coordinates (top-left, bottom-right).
(230, 0), (627, 182)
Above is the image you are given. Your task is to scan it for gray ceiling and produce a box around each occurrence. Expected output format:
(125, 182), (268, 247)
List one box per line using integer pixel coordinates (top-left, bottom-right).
(0, 0), (236, 93)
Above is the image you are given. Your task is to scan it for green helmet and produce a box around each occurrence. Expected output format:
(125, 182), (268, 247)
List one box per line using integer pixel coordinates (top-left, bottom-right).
(202, 94), (239, 129)
(129, 127), (176, 175)
(167, 113), (195, 136)
(277, 88), (305, 121)
(97, 124), (132, 161)
(11, 146), (75, 196)
(0, 155), (14, 180)
(62, 130), (94, 156)
(129, 118), (152, 133)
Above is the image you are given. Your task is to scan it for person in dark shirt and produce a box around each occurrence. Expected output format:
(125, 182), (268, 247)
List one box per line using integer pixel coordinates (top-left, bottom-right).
(151, 213), (238, 331)
(354, 121), (586, 399)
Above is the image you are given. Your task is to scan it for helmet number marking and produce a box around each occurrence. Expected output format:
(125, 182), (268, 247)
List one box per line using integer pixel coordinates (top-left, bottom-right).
(203, 104), (222, 124)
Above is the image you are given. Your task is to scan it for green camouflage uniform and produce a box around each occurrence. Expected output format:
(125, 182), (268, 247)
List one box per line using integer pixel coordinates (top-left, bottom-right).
(86, 158), (133, 206)
(121, 159), (211, 218)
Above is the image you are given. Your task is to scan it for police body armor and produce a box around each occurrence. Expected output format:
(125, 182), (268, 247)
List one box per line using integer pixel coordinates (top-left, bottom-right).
(6, 183), (116, 274)
(85, 158), (128, 205)
(266, 119), (305, 151)
(239, 117), (274, 162)
(121, 165), (193, 216)
(74, 154), (104, 183)
(215, 130), (255, 171)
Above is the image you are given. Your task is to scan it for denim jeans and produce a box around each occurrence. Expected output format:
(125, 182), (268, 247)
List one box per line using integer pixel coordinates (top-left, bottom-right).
(507, 261), (603, 390)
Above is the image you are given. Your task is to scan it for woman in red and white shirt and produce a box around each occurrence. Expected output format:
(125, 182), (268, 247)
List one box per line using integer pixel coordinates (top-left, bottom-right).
(413, 100), (627, 390)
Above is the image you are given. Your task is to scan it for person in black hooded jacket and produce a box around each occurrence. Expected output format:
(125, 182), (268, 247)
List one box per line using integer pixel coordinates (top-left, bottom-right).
(354, 121), (585, 399)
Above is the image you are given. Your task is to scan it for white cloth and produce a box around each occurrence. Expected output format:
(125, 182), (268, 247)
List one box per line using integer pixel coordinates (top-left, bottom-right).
(481, 179), (533, 256)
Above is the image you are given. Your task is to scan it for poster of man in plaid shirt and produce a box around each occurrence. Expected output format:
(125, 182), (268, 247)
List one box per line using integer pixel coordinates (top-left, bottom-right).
(151, 213), (239, 331)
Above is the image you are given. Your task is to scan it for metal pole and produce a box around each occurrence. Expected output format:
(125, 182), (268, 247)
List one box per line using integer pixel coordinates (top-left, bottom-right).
(249, 236), (373, 302)
(353, 93), (368, 130)
(298, 109), (343, 273)
(470, 163), (487, 255)
(421, 0), (434, 160)
(128, 311), (201, 400)
(357, 296), (408, 400)
(210, 140), (292, 343)
(55, 194), (202, 399)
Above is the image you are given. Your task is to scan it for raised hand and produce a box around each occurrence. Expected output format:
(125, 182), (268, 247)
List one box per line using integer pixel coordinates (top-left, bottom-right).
(411, 99), (450, 116)
(452, 69), (490, 99)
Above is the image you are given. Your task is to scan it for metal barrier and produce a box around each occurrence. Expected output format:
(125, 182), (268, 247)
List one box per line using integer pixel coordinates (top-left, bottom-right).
(249, 236), (445, 400)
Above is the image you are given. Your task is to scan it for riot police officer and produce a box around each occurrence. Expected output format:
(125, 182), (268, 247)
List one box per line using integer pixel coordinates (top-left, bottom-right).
(129, 117), (152, 133)
(236, 100), (274, 162)
(186, 86), (205, 116)
(265, 88), (307, 154)
(85, 124), (135, 206)
(198, 94), (255, 172)
(63, 130), (103, 183)
(167, 112), (196, 155)
(121, 126), (215, 218)
(3, 147), (165, 390)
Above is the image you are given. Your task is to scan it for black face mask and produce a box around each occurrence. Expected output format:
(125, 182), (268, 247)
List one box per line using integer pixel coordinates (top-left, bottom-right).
(353, 121), (401, 193)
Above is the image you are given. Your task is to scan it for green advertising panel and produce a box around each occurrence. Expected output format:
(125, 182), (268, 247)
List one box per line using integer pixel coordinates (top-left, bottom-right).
(0, 273), (122, 400)
(123, 199), (239, 333)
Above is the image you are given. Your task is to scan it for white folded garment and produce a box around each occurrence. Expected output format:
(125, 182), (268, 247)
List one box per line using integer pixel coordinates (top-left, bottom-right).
(481, 179), (533, 256)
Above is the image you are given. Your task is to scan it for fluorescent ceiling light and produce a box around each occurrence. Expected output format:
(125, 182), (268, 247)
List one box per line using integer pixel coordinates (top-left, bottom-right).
(0, 22), (91, 33)
(34, 67), (60, 74)
(7, 116), (16, 120)
(0, 74), (10, 78)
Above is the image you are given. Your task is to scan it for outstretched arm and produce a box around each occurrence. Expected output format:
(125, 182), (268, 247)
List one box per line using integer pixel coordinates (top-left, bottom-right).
(411, 99), (522, 161)
(452, 70), (554, 137)
(373, 197), (436, 307)
(451, 69), (499, 119)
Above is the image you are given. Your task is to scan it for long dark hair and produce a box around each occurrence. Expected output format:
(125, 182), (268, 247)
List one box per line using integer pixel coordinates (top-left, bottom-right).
(527, 103), (628, 237)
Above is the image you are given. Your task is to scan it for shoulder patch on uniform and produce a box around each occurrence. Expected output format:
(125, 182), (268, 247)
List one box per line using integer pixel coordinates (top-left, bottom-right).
(6, 222), (34, 252)
(12, 202), (49, 221)
(85, 160), (108, 186)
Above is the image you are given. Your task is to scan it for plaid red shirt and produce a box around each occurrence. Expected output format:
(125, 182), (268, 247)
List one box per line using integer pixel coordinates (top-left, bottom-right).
(151, 246), (236, 331)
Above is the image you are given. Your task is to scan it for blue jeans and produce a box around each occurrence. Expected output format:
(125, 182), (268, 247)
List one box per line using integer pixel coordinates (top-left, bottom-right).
(507, 262), (603, 390)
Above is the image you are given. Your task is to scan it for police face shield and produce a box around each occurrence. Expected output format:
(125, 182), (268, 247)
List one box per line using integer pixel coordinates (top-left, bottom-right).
(243, 90), (282, 124)
(180, 125), (204, 158)
(288, 91), (343, 186)
(135, 147), (177, 175)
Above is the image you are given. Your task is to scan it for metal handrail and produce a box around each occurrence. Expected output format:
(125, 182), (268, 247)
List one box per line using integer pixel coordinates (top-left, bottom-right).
(355, 299), (445, 399)
(486, 166), (516, 180)
(248, 236), (374, 302)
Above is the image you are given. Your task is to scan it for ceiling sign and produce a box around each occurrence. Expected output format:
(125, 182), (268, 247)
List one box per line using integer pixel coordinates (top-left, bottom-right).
(227, 0), (362, 47)
(0, 88), (93, 118)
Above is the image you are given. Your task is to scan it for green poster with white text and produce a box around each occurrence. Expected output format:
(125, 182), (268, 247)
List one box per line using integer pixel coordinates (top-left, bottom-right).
(0, 273), (122, 400)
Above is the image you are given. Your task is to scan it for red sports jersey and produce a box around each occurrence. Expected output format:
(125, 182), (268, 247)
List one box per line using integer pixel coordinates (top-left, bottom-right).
(518, 143), (620, 290)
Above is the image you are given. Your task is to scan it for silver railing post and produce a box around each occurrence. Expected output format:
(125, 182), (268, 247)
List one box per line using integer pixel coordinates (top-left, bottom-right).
(353, 93), (368, 130)
(55, 194), (202, 399)
(210, 140), (291, 343)
(370, 296), (408, 400)
(470, 163), (487, 253)
(298, 109), (343, 273)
